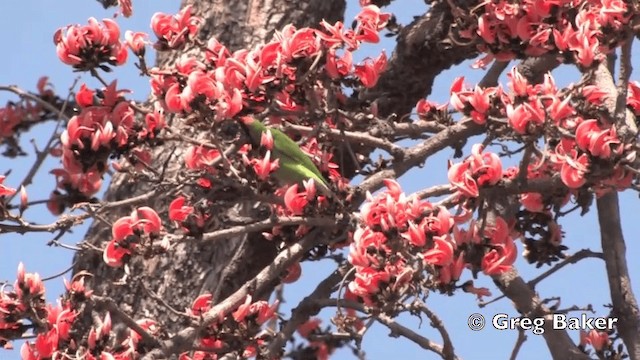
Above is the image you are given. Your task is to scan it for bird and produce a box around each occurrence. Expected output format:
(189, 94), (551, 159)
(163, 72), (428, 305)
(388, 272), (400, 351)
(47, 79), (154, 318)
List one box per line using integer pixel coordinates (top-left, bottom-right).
(239, 116), (335, 198)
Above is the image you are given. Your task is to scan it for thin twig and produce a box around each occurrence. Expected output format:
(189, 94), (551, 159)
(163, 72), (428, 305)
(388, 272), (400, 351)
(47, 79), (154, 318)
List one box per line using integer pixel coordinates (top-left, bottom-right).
(410, 300), (457, 360)
(509, 328), (527, 360)
(265, 266), (347, 357)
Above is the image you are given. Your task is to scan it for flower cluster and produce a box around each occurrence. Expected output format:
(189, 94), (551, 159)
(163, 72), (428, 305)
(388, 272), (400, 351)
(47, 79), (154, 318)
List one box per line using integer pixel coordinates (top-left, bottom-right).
(151, 5), (202, 50)
(61, 81), (134, 176)
(103, 207), (163, 267)
(54, 18), (128, 71)
(464, 0), (630, 68)
(169, 195), (208, 235)
(447, 68), (634, 197)
(48, 81), (165, 214)
(1, 263), (166, 359)
(149, 5), (389, 123)
(347, 180), (509, 307)
(184, 145), (224, 188)
(448, 144), (503, 198)
(181, 294), (278, 359)
(0, 78), (55, 153)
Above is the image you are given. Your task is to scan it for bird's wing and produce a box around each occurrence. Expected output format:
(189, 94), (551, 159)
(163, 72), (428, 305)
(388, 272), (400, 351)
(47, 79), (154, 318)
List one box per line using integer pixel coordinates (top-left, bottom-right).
(270, 127), (328, 185)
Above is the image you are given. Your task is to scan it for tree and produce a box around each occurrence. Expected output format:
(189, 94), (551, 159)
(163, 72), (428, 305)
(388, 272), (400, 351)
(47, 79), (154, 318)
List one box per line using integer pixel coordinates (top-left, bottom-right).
(1, 0), (639, 359)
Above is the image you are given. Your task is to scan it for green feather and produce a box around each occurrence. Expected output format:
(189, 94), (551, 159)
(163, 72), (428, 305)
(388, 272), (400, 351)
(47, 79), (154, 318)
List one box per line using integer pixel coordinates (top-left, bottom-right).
(244, 118), (332, 194)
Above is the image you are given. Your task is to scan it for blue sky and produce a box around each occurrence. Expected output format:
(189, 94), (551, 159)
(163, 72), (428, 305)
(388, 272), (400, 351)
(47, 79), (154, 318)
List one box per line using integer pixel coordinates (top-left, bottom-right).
(1, 1), (639, 360)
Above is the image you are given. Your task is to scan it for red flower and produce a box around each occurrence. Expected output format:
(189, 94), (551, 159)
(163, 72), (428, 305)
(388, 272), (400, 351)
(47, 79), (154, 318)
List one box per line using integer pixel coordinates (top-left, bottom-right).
(354, 52), (387, 88)
(54, 18), (127, 70)
(103, 239), (131, 267)
(125, 30), (148, 56)
(21, 328), (58, 359)
(76, 84), (95, 107)
(468, 144), (502, 186)
(580, 330), (609, 351)
(421, 235), (455, 267)
(260, 129), (274, 150)
(185, 145), (221, 171)
(189, 293), (213, 316)
(134, 207), (162, 235)
(575, 119), (620, 159)
(520, 192), (545, 212)
(438, 254), (466, 284)
(506, 101), (545, 134)
(282, 262), (302, 283)
(447, 145), (502, 199)
(245, 150), (279, 181)
(232, 296), (278, 325)
(64, 275), (93, 298)
(15, 263), (44, 299)
(103, 207), (162, 267)
(119, 0), (133, 17)
(560, 149), (590, 189)
(297, 318), (322, 338)
(325, 48), (353, 79)
(0, 176), (16, 197)
(402, 221), (426, 247)
(482, 218), (517, 275)
(283, 184), (308, 215)
(354, 5), (391, 43)
(151, 5), (202, 49)
(348, 267), (390, 305)
(318, 20), (358, 50)
(349, 228), (387, 268)
(507, 67), (531, 98)
(169, 196), (193, 223)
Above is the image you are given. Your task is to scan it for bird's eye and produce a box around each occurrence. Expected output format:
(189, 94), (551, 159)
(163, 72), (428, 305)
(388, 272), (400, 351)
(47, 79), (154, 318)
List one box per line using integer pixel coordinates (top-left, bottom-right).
(216, 119), (242, 143)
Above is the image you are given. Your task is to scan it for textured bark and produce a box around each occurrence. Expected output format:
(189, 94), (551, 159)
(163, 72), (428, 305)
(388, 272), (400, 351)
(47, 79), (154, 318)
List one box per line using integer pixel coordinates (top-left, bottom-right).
(74, 0), (346, 333)
(360, 1), (478, 118)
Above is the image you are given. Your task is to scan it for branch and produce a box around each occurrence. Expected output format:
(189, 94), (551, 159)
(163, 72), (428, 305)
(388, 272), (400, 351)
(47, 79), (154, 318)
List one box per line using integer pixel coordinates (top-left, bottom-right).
(509, 328), (527, 360)
(165, 216), (340, 244)
(0, 85), (71, 121)
(486, 180), (587, 357)
(596, 192), (640, 359)
(284, 123), (404, 157)
(265, 266), (347, 357)
(357, 119), (484, 197)
(361, 2), (478, 117)
(315, 299), (458, 360)
(614, 34), (636, 141)
(0, 189), (160, 235)
(375, 311), (457, 360)
(388, 120), (447, 138)
(410, 301), (457, 360)
(414, 184), (453, 200)
(493, 267), (590, 360)
(480, 249), (603, 308)
(592, 46), (640, 359)
(528, 249), (603, 289)
(478, 60), (510, 88)
(92, 296), (162, 349)
(147, 228), (335, 358)
(593, 46), (637, 141)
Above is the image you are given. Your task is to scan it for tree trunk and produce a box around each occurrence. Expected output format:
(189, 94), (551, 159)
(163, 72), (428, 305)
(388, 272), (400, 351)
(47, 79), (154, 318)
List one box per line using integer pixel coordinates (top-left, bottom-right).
(73, 0), (346, 333)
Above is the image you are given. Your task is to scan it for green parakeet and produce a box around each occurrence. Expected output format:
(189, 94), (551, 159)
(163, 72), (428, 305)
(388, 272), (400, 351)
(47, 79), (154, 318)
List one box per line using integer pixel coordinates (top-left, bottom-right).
(240, 116), (334, 197)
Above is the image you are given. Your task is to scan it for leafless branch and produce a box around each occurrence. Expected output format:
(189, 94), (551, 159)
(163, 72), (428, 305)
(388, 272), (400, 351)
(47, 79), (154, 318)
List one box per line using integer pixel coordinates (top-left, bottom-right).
(596, 192), (640, 359)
